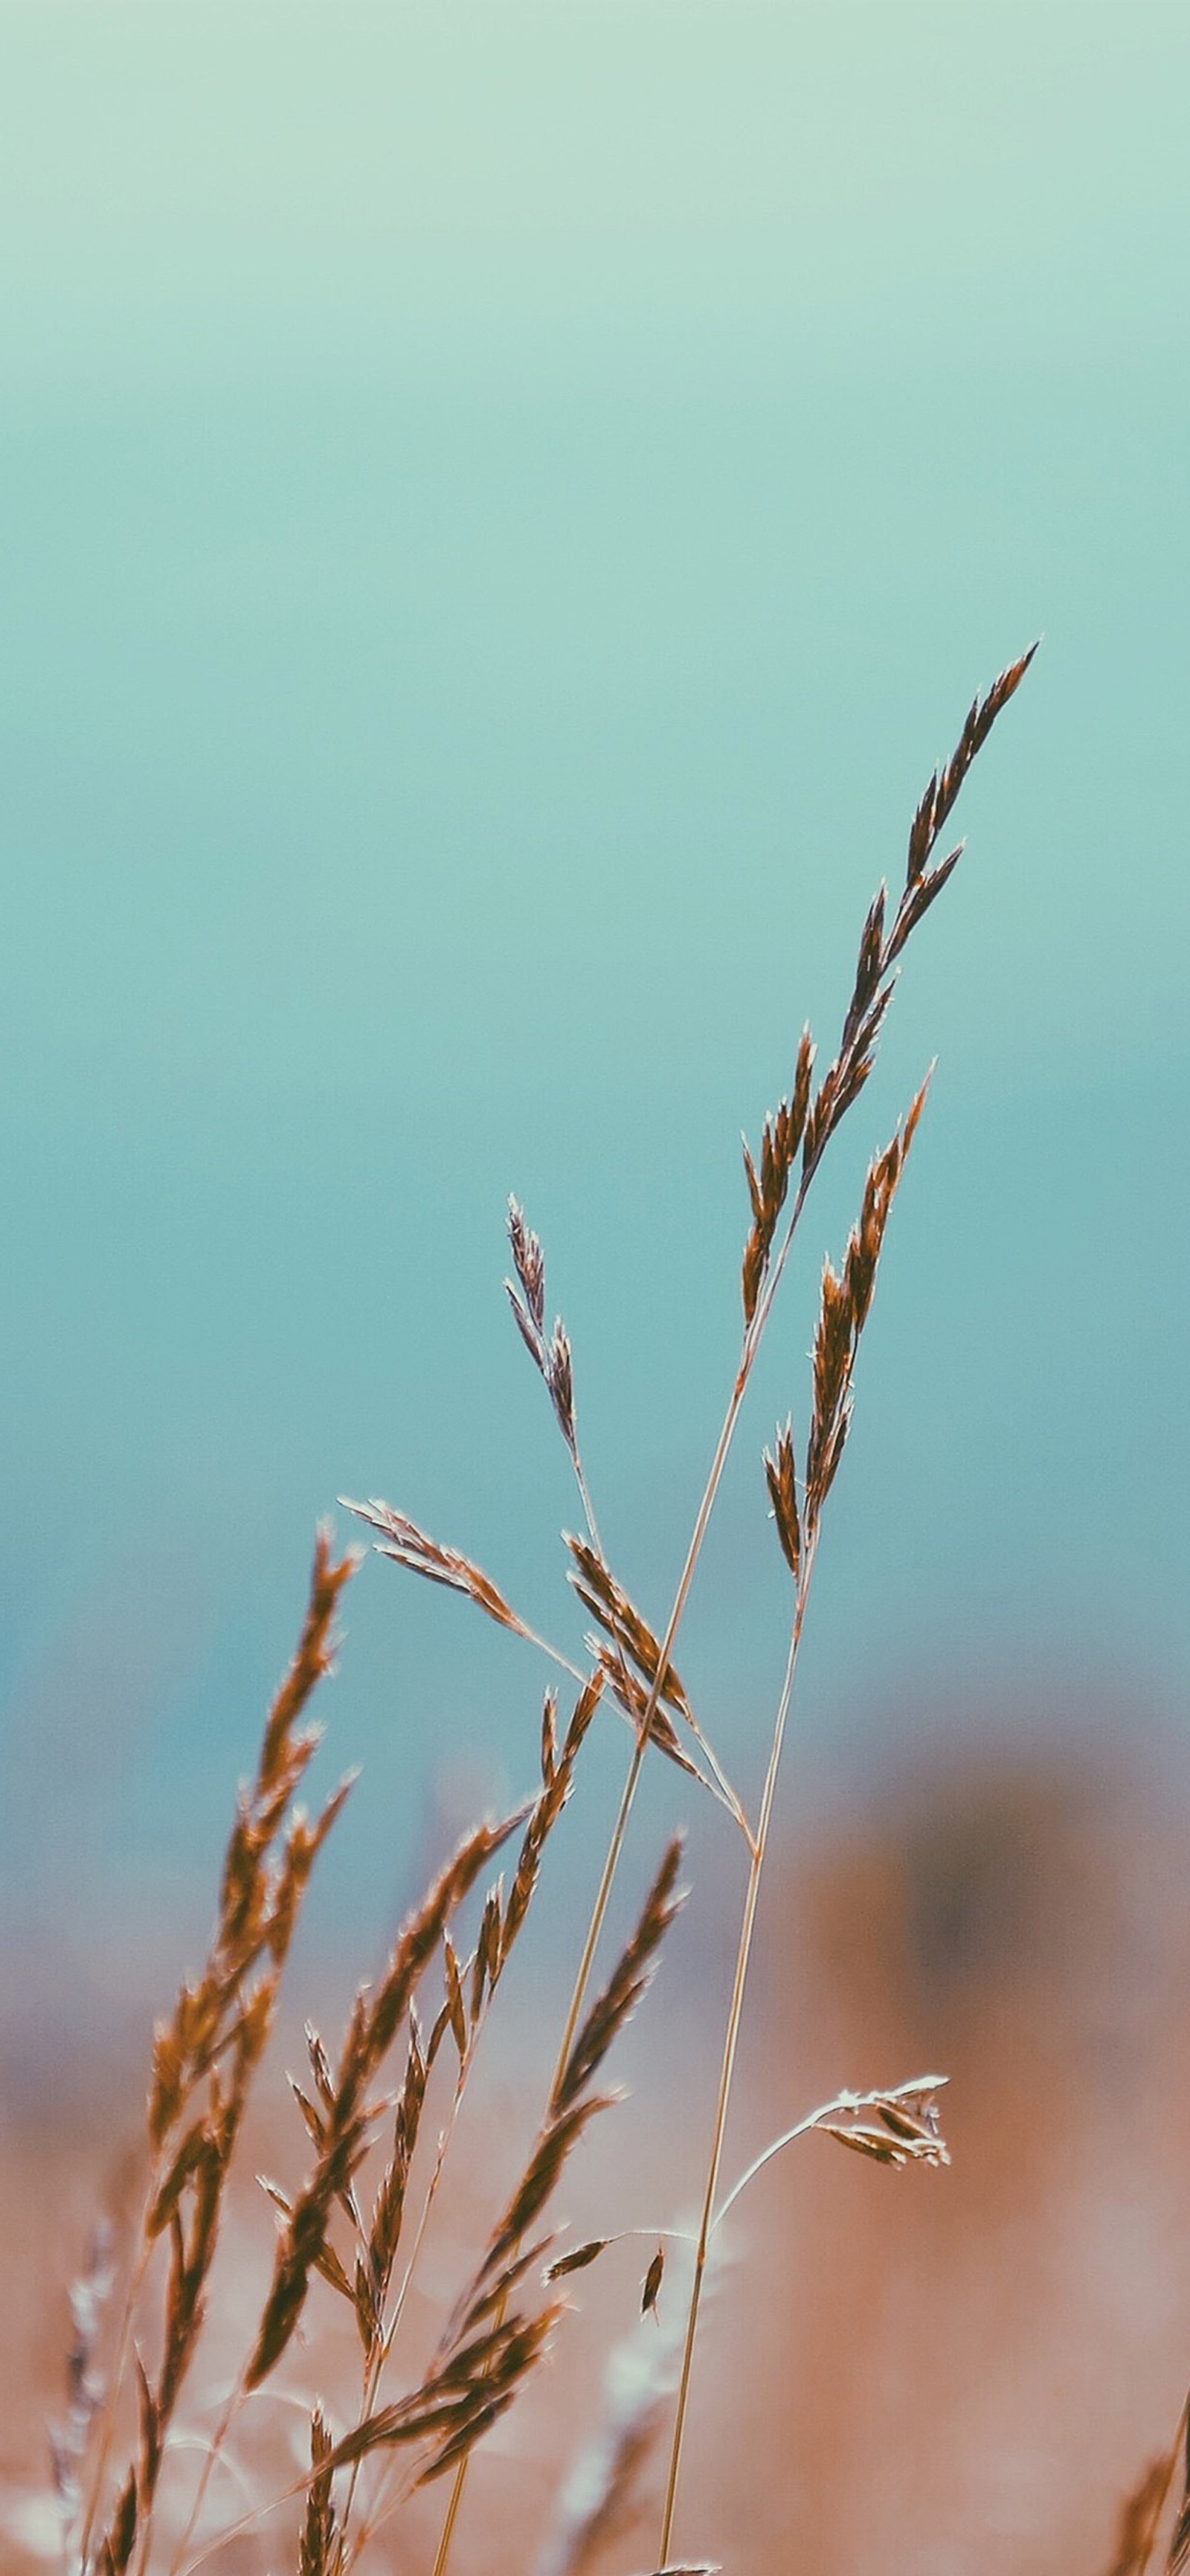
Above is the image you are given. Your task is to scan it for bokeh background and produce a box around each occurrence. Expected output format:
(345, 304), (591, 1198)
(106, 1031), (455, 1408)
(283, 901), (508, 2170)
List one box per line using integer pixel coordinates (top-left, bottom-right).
(1, 6), (1189, 2570)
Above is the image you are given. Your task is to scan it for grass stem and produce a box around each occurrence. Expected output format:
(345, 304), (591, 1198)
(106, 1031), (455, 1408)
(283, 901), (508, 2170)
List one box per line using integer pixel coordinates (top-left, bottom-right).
(658, 1552), (814, 2564)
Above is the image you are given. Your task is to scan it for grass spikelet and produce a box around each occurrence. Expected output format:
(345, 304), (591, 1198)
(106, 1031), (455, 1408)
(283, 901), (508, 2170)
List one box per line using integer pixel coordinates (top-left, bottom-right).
(762, 1417), (801, 1582)
(551, 1839), (685, 2117)
(299, 2407), (337, 2576)
(480, 2097), (618, 2293)
(804, 1077), (930, 1535)
(506, 1198), (579, 1454)
(741, 1027), (814, 1324)
(501, 1677), (604, 1965)
(584, 1641), (722, 1800)
(506, 1196), (546, 1342)
(546, 2240), (611, 2283)
(565, 1543), (692, 1728)
(247, 1805), (527, 2391)
(902, 643), (1038, 889)
(322, 2304), (563, 2483)
(341, 1497), (528, 1635)
(149, 1527), (358, 2148)
(359, 2017), (429, 2353)
(565, 1543), (742, 1819)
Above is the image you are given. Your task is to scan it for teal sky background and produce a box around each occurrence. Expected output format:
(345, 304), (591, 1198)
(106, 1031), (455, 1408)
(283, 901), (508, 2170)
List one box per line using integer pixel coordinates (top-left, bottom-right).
(0, 4), (1187, 1948)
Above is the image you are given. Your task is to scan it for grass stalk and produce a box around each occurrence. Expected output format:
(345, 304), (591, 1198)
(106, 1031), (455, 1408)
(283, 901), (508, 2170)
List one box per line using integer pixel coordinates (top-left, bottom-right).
(658, 1555), (814, 2564)
(427, 1340), (769, 2576)
(54, 659), (1033, 2576)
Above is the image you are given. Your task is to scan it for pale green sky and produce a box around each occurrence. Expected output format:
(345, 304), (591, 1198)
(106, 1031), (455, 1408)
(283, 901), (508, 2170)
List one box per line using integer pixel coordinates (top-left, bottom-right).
(0, 4), (1185, 1929)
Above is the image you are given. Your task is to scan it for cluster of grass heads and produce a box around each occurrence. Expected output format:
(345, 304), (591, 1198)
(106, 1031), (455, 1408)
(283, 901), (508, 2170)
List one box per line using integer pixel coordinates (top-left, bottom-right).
(50, 652), (1038, 2576)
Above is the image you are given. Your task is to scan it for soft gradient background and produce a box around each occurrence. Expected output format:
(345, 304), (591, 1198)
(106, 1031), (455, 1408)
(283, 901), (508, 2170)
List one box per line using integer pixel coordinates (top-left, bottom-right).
(0, 2), (1186, 1971)
(3, 10), (1190, 2575)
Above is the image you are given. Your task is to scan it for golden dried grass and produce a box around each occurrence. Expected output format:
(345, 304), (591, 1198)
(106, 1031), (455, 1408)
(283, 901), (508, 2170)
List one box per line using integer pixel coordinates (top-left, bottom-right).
(22, 654), (1046, 2575)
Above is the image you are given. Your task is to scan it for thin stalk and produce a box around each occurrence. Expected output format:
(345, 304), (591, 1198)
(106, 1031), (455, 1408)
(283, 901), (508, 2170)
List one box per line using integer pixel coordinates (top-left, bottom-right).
(548, 1359), (747, 2084)
(514, 1624), (589, 1689)
(338, 2019), (486, 2571)
(553, 1732), (646, 2089)
(713, 2086), (904, 2231)
(338, 2447), (451, 2574)
(344, 1437), (638, 2576)
(175, 2457), (326, 2576)
(573, 1438), (747, 1837)
(570, 1452), (606, 1565)
(164, 2366), (248, 2576)
(428, 1172), (817, 2576)
(567, 1442), (681, 2043)
(422, 1732), (646, 2576)
(658, 1545), (816, 2566)
(544, 1163), (814, 2090)
(336, 2110), (458, 2566)
(713, 2116), (826, 2232)
(430, 2439), (469, 2576)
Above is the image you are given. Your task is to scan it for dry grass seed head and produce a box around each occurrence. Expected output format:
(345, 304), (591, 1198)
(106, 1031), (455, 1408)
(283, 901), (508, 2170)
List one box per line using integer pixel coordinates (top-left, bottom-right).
(358, 2017), (430, 2343)
(903, 643), (1038, 888)
(507, 1196), (546, 1340)
(565, 1541), (692, 1725)
(762, 1418), (801, 1583)
(546, 2240), (611, 2282)
(300, 2406), (337, 2576)
(803, 1079), (930, 1534)
(541, 1686), (559, 1785)
(815, 2074), (950, 2171)
(365, 1805), (530, 2064)
(793, 646), (1034, 1222)
(472, 1879), (504, 2019)
(501, 1677), (604, 1968)
(641, 2249), (664, 2319)
(565, 1546), (728, 1804)
(323, 2303), (564, 2487)
(149, 1529), (358, 2147)
(91, 1535), (361, 2576)
(547, 1320), (577, 1453)
(246, 1805), (528, 2390)
(552, 1837), (685, 2117)
(741, 1026), (815, 1325)
(480, 2095), (618, 2290)
(506, 1199), (578, 1452)
(341, 1496), (526, 1639)
(584, 1642), (720, 1800)
(97, 2468), (138, 2576)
